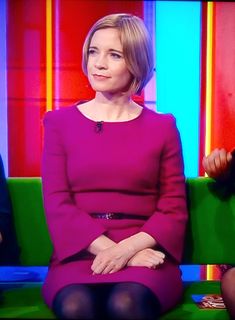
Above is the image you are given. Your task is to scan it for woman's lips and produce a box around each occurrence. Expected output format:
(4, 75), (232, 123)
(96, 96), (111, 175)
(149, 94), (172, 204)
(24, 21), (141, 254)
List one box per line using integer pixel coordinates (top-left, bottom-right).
(92, 74), (110, 80)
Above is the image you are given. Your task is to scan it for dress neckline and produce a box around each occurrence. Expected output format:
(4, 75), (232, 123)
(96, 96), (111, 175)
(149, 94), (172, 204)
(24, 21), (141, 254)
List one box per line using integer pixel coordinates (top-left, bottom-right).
(73, 104), (145, 124)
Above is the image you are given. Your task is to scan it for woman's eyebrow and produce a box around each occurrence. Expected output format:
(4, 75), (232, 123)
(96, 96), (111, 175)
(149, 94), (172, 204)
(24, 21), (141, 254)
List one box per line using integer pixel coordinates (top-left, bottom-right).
(108, 49), (123, 54)
(89, 46), (123, 54)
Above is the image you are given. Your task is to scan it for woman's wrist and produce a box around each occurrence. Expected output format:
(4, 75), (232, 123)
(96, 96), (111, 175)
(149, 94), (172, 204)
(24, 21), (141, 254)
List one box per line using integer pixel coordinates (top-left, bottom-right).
(119, 232), (157, 256)
(118, 239), (136, 258)
(87, 235), (115, 255)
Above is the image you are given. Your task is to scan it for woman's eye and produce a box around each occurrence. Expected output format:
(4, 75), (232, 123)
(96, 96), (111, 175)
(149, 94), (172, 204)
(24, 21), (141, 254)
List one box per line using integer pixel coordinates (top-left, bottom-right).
(88, 49), (96, 55)
(110, 52), (122, 59)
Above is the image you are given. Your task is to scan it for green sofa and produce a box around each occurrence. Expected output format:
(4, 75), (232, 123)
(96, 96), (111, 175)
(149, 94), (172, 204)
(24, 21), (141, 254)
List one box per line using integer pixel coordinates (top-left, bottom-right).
(0, 177), (234, 319)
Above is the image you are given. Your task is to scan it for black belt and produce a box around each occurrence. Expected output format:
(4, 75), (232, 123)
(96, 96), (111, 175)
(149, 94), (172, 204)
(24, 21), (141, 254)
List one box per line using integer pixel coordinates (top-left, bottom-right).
(90, 212), (147, 220)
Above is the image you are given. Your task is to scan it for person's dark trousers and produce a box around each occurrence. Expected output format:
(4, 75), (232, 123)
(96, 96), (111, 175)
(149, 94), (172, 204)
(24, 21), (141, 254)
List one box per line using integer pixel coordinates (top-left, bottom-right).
(0, 155), (20, 265)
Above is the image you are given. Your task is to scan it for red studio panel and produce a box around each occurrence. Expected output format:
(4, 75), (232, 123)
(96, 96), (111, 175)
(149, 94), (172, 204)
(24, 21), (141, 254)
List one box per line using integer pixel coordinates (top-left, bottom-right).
(7, 0), (143, 177)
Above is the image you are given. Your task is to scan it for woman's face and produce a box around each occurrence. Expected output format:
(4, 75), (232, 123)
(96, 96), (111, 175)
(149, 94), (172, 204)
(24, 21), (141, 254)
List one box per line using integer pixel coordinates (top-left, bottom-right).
(87, 28), (132, 95)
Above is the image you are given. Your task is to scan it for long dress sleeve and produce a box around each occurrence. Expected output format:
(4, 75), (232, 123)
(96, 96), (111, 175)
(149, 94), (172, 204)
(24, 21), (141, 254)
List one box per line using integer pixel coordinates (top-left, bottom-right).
(140, 116), (187, 262)
(41, 111), (107, 262)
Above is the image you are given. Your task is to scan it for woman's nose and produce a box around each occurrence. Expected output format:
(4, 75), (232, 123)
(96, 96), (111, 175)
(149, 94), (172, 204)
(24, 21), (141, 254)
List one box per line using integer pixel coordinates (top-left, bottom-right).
(94, 54), (107, 69)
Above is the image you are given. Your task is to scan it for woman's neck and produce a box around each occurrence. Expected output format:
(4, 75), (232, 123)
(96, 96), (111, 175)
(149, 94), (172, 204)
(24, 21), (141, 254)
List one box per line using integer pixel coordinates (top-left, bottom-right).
(88, 93), (140, 122)
(77, 92), (143, 122)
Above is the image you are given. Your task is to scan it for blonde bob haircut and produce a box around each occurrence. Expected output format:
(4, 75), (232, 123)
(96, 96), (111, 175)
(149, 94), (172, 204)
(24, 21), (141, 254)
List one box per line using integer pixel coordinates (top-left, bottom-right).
(82, 13), (154, 95)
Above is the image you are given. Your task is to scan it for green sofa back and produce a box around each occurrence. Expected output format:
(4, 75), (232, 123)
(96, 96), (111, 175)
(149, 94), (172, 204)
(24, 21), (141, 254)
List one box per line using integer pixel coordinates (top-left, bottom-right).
(184, 177), (235, 264)
(7, 178), (52, 265)
(7, 177), (235, 266)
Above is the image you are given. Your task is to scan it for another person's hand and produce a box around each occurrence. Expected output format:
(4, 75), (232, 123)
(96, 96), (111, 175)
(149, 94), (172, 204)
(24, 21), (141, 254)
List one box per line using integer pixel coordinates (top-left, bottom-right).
(202, 148), (233, 179)
(91, 241), (135, 275)
(127, 248), (165, 269)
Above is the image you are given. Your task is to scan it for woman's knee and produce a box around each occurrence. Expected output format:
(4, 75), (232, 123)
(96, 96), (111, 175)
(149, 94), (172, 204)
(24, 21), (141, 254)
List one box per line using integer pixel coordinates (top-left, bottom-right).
(221, 268), (235, 319)
(221, 267), (235, 293)
(107, 282), (161, 319)
(52, 284), (95, 319)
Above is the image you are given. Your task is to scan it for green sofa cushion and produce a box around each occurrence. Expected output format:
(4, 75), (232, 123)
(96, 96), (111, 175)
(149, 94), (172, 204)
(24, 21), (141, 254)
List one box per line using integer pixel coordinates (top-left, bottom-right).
(0, 281), (229, 319)
(161, 281), (229, 320)
(0, 283), (54, 319)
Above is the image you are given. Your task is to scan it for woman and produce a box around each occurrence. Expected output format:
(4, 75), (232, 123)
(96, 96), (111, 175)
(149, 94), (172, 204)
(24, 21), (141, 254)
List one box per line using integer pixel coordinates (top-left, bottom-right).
(203, 148), (235, 319)
(42, 13), (187, 319)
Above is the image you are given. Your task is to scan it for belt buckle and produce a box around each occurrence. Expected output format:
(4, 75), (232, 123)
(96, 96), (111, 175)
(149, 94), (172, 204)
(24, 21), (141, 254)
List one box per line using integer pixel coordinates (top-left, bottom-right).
(107, 212), (114, 219)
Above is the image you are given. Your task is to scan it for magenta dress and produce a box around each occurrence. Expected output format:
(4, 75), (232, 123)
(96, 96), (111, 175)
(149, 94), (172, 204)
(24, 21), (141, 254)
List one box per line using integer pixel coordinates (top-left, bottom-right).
(41, 104), (188, 313)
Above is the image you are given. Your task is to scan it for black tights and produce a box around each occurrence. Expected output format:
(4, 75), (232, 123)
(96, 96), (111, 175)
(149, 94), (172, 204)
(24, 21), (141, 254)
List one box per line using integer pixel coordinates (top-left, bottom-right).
(52, 282), (161, 319)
